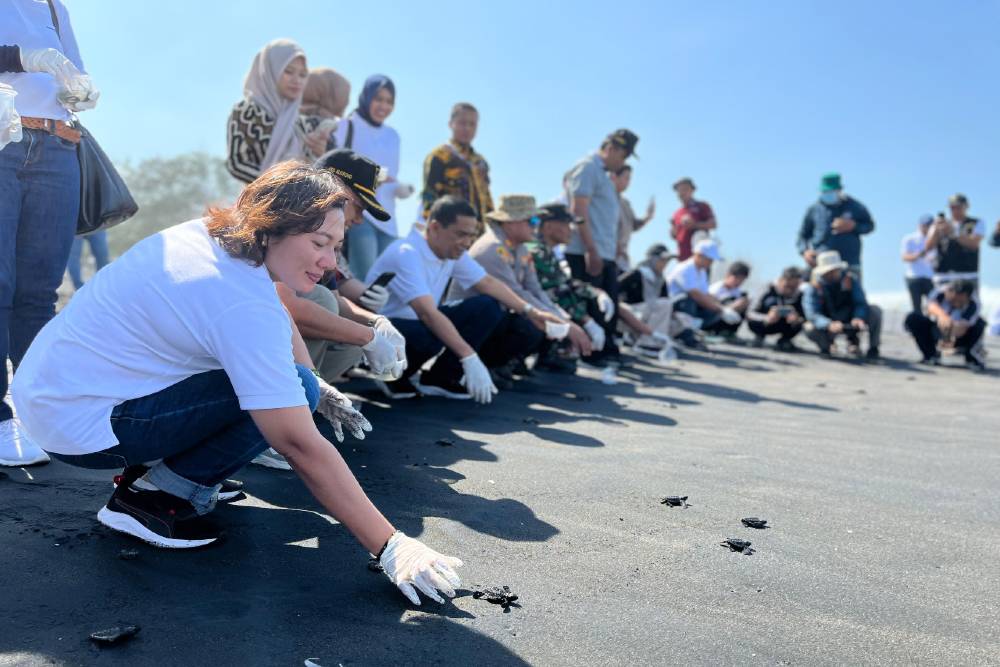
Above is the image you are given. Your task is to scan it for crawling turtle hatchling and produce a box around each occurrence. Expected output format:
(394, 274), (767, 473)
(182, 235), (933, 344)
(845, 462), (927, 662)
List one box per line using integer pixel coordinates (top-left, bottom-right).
(720, 538), (755, 554)
(660, 496), (690, 508)
(741, 517), (769, 529)
(472, 585), (519, 609)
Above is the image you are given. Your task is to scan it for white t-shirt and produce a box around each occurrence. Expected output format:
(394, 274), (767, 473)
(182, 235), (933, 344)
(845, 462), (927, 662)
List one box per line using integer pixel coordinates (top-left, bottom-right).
(365, 227), (486, 320)
(332, 112), (401, 237)
(666, 258), (709, 297)
(12, 220), (306, 455)
(709, 280), (745, 302)
(900, 230), (935, 279)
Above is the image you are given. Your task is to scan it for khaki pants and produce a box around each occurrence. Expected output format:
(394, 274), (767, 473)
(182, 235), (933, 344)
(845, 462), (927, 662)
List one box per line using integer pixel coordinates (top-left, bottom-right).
(299, 285), (364, 381)
(635, 297), (682, 347)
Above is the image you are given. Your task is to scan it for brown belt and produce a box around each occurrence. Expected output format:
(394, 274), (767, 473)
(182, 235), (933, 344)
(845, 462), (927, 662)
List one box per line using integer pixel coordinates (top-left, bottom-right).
(20, 117), (82, 144)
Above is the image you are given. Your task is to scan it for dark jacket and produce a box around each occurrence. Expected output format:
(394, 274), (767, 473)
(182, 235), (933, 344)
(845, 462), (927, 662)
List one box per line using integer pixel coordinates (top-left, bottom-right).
(803, 274), (869, 330)
(747, 284), (804, 323)
(797, 196), (875, 269)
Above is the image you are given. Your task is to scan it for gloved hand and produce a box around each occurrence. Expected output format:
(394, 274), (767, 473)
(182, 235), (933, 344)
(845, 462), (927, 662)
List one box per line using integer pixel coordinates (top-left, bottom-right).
(373, 316), (407, 379)
(359, 284), (390, 312)
(395, 183), (415, 199)
(19, 48), (99, 112)
(361, 330), (402, 379)
(378, 531), (463, 605)
(721, 307), (742, 326)
(0, 84), (22, 150)
(315, 376), (373, 442)
(583, 318), (606, 352)
(651, 331), (671, 345)
(544, 320), (570, 340)
(459, 353), (498, 404)
(596, 291), (616, 323)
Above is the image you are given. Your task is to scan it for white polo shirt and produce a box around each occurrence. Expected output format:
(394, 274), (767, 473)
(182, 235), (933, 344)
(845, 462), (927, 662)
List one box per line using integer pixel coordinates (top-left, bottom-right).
(365, 227), (486, 320)
(666, 257), (709, 298)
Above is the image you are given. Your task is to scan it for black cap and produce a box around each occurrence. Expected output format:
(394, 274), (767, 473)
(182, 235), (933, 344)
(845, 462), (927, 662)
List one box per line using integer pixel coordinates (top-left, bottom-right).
(537, 202), (582, 224)
(646, 243), (673, 260)
(607, 128), (639, 158)
(313, 149), (391, 222)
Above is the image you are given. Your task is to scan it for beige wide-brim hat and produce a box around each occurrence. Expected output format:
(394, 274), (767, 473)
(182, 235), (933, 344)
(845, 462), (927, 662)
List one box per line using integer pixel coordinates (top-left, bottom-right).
(811, 250), (849, 281)
(486, 194), (541, 223)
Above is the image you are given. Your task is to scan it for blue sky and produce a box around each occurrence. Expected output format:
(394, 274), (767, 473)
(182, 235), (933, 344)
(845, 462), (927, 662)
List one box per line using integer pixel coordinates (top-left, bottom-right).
(67, 0), (1000, 299)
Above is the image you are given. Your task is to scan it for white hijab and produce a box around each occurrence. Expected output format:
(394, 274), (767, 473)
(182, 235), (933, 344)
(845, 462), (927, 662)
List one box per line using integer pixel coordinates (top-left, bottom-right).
(242, 38), (306, 172)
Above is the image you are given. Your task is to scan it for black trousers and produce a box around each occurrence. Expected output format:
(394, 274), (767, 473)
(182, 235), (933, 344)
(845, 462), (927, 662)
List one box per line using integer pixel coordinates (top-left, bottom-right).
(905, 277), (934, 313)
(747, 319), (803, 342)
(480, 313), (545, 369)
(904, 312), (985, 361)
(565, 254), (620, 358)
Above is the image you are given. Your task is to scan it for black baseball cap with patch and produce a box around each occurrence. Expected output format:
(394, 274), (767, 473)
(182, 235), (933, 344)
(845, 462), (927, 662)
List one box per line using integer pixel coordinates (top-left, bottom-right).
(607, 128), (639, 158)
(313, 148), (391, 222)
(538, 202), (583, 224)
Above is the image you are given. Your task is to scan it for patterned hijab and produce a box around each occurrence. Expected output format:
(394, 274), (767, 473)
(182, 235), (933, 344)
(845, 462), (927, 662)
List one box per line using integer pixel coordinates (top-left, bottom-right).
(354, 74), (395, 127)
(242, 38), (306, 171)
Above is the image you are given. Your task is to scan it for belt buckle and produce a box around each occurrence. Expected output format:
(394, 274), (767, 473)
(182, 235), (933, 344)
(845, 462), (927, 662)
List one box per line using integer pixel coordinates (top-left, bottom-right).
(42, 118), (55, 134)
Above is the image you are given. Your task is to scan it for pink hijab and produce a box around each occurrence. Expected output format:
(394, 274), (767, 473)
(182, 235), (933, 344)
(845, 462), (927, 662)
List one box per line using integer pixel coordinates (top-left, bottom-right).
(242, 38), (306, 171)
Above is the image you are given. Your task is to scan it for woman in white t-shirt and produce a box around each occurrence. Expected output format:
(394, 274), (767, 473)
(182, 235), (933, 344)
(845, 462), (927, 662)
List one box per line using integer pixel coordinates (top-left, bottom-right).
(12, 162), (462, 606)
(332, 74), (413, 280)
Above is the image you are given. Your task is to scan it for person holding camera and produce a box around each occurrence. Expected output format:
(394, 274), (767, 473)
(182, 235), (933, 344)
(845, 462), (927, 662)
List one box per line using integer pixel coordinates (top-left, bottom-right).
(747, 267), (806, 351)
(900, 214), (936, 313)
(925, 194), (985, 290)
(797, 173), (875, 282)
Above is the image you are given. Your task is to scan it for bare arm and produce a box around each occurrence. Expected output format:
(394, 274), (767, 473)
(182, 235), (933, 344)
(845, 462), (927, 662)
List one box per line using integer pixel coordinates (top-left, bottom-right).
(276, 283), (373, 347)
(618, 303), (653, 336)
(688, 288), (725, 313)
(336, 290), (378, 324)
(570, 195), (596, 250)
(956, 234), (983, 251)
(338, 277), (366, 304)
(410, 295), (476, 360)
(474, 275), (567, 332)
(251, 406), (394, 554)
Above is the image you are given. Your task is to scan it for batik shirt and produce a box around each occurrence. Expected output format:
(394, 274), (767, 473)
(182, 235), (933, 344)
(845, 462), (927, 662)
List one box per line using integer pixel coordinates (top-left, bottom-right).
(527, 241), (597, 324)
(226, 99), (309, 184)
(420, 140), (494, 233)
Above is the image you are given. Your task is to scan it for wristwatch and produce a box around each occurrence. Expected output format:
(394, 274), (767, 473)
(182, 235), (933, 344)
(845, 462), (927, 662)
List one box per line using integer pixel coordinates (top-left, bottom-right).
(522, 303), (535, 316)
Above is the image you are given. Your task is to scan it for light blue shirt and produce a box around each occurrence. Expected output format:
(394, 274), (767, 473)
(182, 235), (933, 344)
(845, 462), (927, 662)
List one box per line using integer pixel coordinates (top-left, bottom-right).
(565, 152), (621, 261)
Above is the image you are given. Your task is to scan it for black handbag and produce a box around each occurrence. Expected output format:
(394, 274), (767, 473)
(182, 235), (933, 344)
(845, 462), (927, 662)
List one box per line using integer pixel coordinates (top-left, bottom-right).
(74, 124), (139, 235)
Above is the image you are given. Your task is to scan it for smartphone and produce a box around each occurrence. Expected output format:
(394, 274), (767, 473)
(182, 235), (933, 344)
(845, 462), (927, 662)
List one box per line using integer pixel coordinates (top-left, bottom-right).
(370, 271), (396, 289)
(777, 305), (794, 317)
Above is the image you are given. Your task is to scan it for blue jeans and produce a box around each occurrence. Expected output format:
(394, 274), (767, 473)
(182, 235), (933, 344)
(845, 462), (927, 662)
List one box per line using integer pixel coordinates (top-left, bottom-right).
(347, 219), (396, 282)
(51, 364), (320, 514)
(0, 129), (81, 423)
(391, 295), (505, 382)
(67, 230), (110, 289)
(674, 296), (722, 330)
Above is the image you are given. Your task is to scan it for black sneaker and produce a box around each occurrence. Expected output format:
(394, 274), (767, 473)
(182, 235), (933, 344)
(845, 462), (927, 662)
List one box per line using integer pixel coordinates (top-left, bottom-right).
(99, 467), (223, 549)
(965, 345), (987, 371)
(865, 346), (881, 362)
(376, 376), (419, 400)
(413, 374), (471, 400)
(510, 358), (534, 377)
(490, 369), (515, 391)
(775, 339), (800, 353)
(535, 354), (578, 374)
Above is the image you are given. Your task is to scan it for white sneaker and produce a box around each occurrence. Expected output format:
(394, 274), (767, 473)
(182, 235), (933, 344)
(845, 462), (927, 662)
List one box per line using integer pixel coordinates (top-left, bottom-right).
(250, 447), (292, 470)
(0, 418), (51, 466)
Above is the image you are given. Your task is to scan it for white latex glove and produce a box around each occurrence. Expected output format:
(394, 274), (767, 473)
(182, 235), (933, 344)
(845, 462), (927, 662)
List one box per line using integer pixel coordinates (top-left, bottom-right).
(359, 284), (390, 312)
(361, 330), (400, 379)
(596, 291), (616, 323)
(315, 376), (373, 442)
(395, 183), (415, 199)
(0, 84), (22, 150)
(583, 318), (606, 352)
(544, 321), (570, 340)
(459, 353), (498, 404)
(378, 531), (463, 605)
(19, 48), (99, 111)
(721, 307), (741, 326)
(651, 331), (671, 345)
(373, 316), (407, 379)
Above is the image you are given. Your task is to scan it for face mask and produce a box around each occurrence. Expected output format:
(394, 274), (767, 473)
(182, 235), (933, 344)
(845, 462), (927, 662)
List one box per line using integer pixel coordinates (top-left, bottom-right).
(820, 191), (840, 205)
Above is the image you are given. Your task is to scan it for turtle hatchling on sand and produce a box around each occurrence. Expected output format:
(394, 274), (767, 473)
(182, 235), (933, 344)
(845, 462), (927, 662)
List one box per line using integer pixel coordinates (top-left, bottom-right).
(741, 517), (769, 529)
(660, 496), (690, 508)
(472, 586), (520, 610)
(720, 538), (755, 555)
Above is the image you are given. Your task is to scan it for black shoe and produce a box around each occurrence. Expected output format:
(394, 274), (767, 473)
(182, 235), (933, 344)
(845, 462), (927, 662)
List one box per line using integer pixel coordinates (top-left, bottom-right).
(217, 479), (245, 501)
(99, 467), (222, 549)
(413, 374), (471, 400)
(775, 339), (800, 353)
(751, 335), (765, 348)
(965, 346), (987, 371)
(920, 354), (941, 366)
(535, 354), (578, 374)
(865, 347), (881, 362)
(510, 358), (534, 377)
(490, 369), (515, 391)
(679, 330), (708, 351)
(376, 376), (419, 400)
(819, 348), (832, 359)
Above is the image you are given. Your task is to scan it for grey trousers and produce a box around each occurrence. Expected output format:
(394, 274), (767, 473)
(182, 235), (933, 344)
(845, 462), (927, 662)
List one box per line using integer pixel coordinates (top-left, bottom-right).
(299, 285), (364, 381)
(804, 305), (882, 352)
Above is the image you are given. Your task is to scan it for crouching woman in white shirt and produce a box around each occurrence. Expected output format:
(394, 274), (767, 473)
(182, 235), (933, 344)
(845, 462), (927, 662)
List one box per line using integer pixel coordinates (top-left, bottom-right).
(12, 162), (462, 606)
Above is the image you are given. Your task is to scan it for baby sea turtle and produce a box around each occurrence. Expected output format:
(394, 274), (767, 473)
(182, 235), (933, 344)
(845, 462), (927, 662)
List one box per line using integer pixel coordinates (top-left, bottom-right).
(741, 517), (769, 529)
(660, 496), (690, 508)
(89, 625), (140, 645)
(472, 586), (520, 610)
(720, 538), (755, 555)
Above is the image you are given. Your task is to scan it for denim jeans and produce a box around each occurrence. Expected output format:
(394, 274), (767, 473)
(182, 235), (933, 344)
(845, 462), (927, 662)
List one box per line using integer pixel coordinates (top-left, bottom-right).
(67, 230), (111, 289)
(51, 364), (320, 514)
(673, 296), (722, 330)
(391, 295), (505, 382)
(346, 219), (396, 284)
(0, 129), (81, 423)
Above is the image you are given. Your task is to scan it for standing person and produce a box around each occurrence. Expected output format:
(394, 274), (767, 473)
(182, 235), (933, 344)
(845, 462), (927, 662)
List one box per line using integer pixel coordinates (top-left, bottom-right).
(13, 163), (464, 606)
(925, 194), (986, 290)
(802, 250), (882, 360)
(565, 129), (639, 365)
(420, 102), (493, 233)
(1, 0), (99, 466)
(66, 230), (110, 290)
(611, 165), (655, 271)
(797, 172), (875, 281)
(332, 75), (413, 279)
(300, 67), (351, 161)
(226, 38), (312, 184)
(904, 280), (985, 369)
(900, 214), (936, 313)
(747, 267), (806, 351)
(670, 177), (716, 262)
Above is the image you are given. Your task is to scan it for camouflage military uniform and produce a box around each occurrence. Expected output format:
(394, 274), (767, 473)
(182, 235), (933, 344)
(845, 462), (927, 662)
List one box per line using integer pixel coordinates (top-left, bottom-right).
(420, 140), (494, 234)
(527, 240), (597, 324)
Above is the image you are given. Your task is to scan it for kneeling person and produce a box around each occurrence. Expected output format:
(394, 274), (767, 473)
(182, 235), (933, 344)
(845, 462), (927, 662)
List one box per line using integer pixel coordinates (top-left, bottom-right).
(905, 279), (986, 369)
(747, 266), (806, 351)
(366, 196), (565, 402)
(803, 251), (882, 359)
(666, 239), (742, 349)
(706, 261), (751, 338)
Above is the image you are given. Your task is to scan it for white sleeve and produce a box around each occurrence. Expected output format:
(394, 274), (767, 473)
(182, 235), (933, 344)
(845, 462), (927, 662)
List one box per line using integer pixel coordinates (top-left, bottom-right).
(453, 250), (488, 290)
(203, 303), (306, 411)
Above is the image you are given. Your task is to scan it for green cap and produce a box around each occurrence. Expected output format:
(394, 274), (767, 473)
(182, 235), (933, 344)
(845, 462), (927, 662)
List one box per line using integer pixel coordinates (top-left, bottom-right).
(820, 172), (843, 192)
